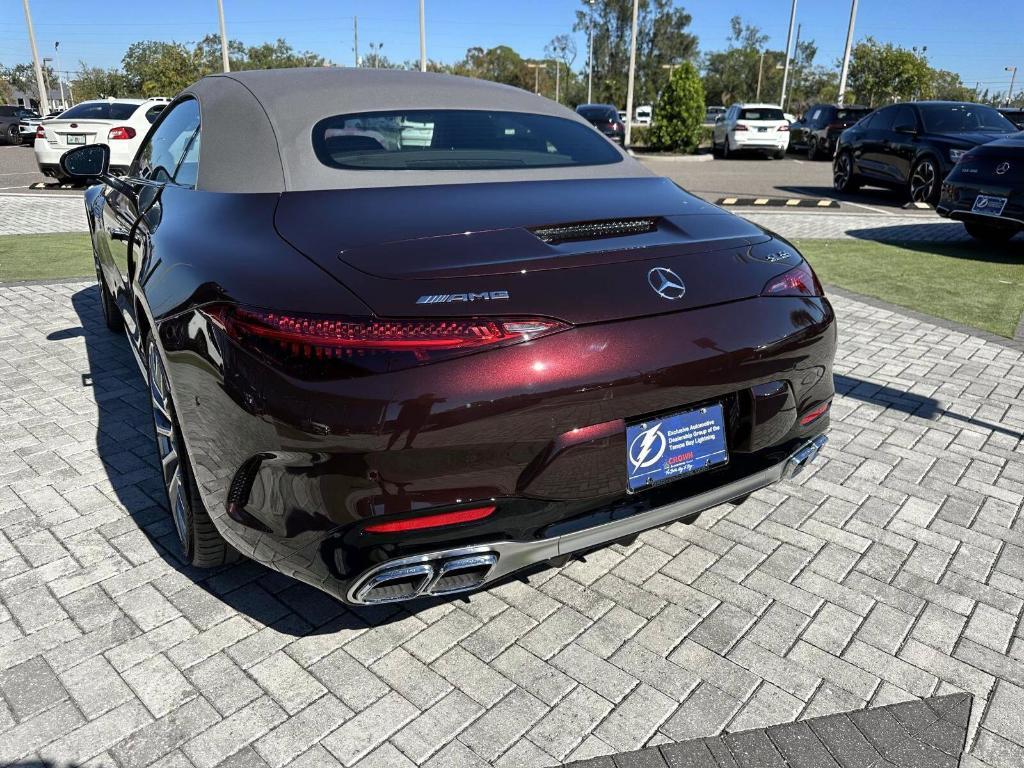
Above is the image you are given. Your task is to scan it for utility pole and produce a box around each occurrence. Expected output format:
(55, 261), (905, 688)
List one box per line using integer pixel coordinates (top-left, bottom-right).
(54, 42), (66, 110)
(554, 60), (561, 103)
(418, 0), (427, 72)
(1006, 66), (1018, 106)
(527, 62), (546, 95)
(786, 23), (801, 110)
(779, 0), (797, 107)
(756, 51), (765, 101)
(217, 0), (230, 72)
(624, 0), (639, 145)
(21, 0), (50, 115)
(586, 0), (595, 103)
(353, 17), (359, 67)
(837, 0), (858, 107)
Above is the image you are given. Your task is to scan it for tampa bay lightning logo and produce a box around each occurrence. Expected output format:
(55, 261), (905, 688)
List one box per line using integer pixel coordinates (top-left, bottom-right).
(647, 267), (686, 300)
(628, 422), (667, 471)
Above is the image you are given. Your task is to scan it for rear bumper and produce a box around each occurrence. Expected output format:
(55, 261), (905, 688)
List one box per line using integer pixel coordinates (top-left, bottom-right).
(731, 133), (789, 151)
(161, 294), (836, 603)
(937, 182), (1024, 228)
(347, 434), (827, 603)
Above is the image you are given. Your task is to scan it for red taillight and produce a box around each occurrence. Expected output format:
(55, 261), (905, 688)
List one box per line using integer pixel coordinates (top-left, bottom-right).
(827, 122), (844, 131)
(364, 505), (496, 533)
(761, 263), (824, 297)
(800, 400), (831, 425)
(778, 124), (789, 132)
(108, 126), (136, 140)
(35, 126), (45, 139)
(734, 124), (749, 131)
(205, 304), (567, 372)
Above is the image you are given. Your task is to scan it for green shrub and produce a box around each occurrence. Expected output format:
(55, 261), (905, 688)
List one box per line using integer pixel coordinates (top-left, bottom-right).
(629, 125), (650, 147)
(646, 61), (705, 153)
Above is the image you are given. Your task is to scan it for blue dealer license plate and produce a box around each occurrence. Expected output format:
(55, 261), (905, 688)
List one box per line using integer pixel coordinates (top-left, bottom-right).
(626, 404), (728, 492)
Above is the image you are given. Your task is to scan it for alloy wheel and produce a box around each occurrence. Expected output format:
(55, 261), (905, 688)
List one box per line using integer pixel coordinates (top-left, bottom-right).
(834, 154), (851, 190)
(148, 342), (189, 546)
(910, 160), (937, 203)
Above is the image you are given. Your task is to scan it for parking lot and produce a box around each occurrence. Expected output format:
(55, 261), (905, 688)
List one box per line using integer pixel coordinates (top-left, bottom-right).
(1, 142), (1023, 768)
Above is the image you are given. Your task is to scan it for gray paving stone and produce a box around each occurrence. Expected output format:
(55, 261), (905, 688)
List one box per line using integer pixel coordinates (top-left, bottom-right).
(0, 654), (67, 721)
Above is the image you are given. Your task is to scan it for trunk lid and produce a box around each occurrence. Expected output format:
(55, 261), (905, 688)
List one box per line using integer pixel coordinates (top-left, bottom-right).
(957, 140), (1024, 185)
(274, 176), (785, 325)
(40, 118), (113, 148)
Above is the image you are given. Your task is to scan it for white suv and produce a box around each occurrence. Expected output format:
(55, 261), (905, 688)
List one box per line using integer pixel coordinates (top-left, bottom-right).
(34, 97), (171, 180)
(712, 103), (790, 159)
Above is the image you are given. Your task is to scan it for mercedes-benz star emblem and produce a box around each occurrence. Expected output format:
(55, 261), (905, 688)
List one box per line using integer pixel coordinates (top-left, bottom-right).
(647, 267), (686, 300)
(996, 162), (1011, 175)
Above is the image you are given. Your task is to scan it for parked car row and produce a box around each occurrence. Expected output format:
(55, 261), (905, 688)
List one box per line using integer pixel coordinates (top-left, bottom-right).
(0, 105), (41, 145)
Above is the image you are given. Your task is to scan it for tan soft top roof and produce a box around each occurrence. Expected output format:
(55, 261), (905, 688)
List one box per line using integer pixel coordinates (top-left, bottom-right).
(180, 67), (652, 193)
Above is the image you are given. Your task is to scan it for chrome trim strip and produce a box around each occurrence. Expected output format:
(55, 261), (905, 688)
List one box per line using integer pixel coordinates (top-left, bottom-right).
(347, 435), (828, 604)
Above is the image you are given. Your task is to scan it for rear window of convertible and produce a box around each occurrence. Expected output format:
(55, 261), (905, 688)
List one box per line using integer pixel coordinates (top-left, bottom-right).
(312, 110), (623, 170)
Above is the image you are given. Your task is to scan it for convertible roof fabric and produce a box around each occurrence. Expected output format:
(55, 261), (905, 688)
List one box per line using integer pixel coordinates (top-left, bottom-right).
(181, 68), (652, 193)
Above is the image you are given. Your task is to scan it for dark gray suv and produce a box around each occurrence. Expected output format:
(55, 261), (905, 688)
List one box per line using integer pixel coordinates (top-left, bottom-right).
(0, 105), (39, 145)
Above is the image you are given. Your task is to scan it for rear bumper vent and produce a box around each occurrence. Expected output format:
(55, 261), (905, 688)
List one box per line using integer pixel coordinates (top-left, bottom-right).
(531, 217), (658, 244)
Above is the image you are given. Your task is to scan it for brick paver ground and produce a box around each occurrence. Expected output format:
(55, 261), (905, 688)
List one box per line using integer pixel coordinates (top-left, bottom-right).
(0, 193), (88, 235)
(0, 274), (1022, 768)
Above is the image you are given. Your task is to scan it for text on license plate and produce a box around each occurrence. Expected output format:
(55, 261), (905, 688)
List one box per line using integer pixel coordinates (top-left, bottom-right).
(66, 134), (86, 145)
(626, 403), (728, 491)
(972, 195), (1007, 216)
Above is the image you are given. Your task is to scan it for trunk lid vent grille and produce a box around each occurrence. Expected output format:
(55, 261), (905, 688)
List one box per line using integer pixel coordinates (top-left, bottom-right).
(530, 217), (658, 244)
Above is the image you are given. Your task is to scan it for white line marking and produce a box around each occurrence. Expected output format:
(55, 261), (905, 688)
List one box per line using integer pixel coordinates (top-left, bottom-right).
(834, 199), (898, 216)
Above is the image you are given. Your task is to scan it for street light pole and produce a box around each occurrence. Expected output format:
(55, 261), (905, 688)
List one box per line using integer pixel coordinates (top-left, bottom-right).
(217, 0), (230, 72)
(756, 51), (765, 101)
(527, 62), (546, 95)
(21, 0), (50, 115)
(779, 0), (797, 107)
(54, 42), (66, 110)
(1006, 66), (1018, 106)
(418, 0), (427, 72)
(837, 0), (858, 107)
(554, 60), (560, 103)
(624, 0), (639, 146)
(587, 0), (595, 103)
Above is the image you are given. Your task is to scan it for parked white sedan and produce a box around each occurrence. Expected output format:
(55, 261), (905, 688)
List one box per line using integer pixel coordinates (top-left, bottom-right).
(34, 97), (170, 180)
(712, 103), (791, 159)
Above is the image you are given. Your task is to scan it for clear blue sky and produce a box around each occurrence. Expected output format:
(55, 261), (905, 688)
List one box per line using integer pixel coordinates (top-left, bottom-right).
(1, 0), (1020, 93)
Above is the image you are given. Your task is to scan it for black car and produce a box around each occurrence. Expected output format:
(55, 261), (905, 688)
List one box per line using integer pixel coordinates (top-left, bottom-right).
(575, 103), (625, 143)
(937, 133), (1024, 242)
(789, 104), (871, 160)
(833, 101), (1019, 204)
(998, 107), (1024, 130)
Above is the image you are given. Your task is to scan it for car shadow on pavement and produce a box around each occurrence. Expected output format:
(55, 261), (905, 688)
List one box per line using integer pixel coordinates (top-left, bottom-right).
(844, 231), (1024, 251)
(835, 374), (1023, 442)
(775, 183), (910, 210)
(55, 285), (450, 634)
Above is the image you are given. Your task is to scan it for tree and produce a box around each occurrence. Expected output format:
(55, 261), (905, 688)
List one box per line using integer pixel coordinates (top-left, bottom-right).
(451, 46), (531, 90)
(929, 69), (974, 101)
(846, 38), (931, 106)
(3, 62), (58, 104)
(648, 61), (704, 151)
(571, 0), (698, 108)
(70, 63), (135, 100)
(702, 17), (782, 107)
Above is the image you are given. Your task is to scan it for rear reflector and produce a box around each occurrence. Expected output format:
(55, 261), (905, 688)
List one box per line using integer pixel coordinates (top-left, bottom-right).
(800, 401), (831, 425)
(35, 126), (45, 139)
(761, 263), (824, 297)
(364, 505), (496, 533)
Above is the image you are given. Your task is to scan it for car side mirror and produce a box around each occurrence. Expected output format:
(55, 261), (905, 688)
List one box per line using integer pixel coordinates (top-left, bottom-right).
(894, 124), (917, 134)
(60, 143), (136, 197)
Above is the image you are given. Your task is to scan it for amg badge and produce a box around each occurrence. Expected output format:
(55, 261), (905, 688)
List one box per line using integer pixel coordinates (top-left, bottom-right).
(416, 291), (510, 304)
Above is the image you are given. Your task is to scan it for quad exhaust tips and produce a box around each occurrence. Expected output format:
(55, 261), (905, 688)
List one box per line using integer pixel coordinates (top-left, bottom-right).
(783, 434), (828, 480)
(353, 552), (498, 605)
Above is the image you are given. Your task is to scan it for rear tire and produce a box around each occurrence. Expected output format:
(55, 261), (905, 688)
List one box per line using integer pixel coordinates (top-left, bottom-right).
(146, 336), (235, 568)
(96, 267), (123, 333)
(773, 149), (786, 160)
(964, 221), (1018, 243)
(908, 157), (941, 205)
(722, 136), (732, 159)
(807, 137), (820, 161)
(4, 125), (20, 145)
(712, 137), (722, 158)
(833, 151), (860, 193)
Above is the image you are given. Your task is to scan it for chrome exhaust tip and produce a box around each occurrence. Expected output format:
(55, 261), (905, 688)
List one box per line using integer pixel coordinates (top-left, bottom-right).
(354, 563), (434, 604)
(428, 554), (497, 596)
(784, 434), (828, 480)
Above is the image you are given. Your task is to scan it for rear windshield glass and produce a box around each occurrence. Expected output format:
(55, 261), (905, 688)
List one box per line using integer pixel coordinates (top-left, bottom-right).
(836, 108), (870, 121)
(918, 104), (1016, 134)
(312, 110), (623, 171)
(739, 108), (785, 121)
(59, 102), (140, 121)
(577, 106), (617, 121)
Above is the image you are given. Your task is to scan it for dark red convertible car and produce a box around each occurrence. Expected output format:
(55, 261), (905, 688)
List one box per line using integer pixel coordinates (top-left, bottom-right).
(62, 68), (836, 604)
